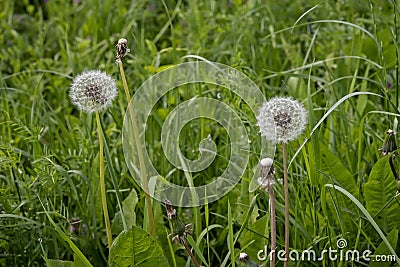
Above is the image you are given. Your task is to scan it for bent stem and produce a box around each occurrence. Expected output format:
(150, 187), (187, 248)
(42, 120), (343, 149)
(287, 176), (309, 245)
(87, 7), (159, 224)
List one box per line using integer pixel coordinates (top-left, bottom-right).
(117, 60), (155, 237)
(95, 112), (112, 249)
(282, 142), (289, 267)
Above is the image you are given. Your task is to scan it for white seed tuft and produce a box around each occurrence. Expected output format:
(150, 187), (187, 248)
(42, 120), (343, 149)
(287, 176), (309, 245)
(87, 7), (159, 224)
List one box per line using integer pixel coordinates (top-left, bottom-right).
(69, 70), (118, 113)
(257, 96), (307, 143)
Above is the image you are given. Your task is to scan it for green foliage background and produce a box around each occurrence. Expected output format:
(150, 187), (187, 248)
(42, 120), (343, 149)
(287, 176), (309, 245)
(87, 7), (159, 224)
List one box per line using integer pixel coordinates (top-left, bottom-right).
(1, 0), (399, 266)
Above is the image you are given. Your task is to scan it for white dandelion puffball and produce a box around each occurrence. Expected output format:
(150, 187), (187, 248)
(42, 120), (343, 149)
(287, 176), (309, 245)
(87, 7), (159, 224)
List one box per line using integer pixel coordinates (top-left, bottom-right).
(69, 70), (118, 113)
(257, 96), (307, 143)
(259, 157), (273, 168)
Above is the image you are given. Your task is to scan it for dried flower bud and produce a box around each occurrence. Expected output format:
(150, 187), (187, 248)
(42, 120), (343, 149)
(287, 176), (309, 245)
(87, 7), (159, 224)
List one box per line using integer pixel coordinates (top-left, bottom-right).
(164, 199), (192, 245)
(69, 70), (117, 113)
(257, 157), (275, 191)
(380, 129), (397, 156)
(115, 38), (130, 62)
(164, 199), (177, 219)
(257, 96), (307, 143)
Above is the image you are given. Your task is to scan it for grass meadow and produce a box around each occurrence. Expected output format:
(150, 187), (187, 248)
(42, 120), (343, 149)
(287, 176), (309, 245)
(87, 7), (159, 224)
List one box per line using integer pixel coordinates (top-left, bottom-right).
(1, 0), (400, 266)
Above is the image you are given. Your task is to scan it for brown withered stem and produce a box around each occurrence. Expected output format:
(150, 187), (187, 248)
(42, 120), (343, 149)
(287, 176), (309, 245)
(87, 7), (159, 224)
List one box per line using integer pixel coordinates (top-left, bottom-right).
(282, 143), (290, 267)
(258, 158), (276, 266)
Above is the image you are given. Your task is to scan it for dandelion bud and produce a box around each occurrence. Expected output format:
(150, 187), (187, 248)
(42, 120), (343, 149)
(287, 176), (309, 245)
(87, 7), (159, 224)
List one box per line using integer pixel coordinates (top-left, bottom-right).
(115, 38), (130, 62)
(257, 96), (307, 144)
(69, 70), (118, 113)
(380, 129), (397, 156)
(164, 199), (177, 219)
(257, 157), (275, 191)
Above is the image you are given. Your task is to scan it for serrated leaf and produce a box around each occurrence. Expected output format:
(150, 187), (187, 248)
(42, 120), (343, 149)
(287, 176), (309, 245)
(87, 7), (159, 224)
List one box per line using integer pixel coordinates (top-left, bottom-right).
(109, 226), (168, 267)
(363, 155), (400, 232)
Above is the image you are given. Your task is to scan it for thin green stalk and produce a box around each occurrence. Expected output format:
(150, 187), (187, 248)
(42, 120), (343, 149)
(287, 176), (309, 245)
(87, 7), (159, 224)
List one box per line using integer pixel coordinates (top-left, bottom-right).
(282, 142), (289, 267)
(96, 112), (112, 249)
(100, 125), (127, 230)
(117, 60), (155, 237)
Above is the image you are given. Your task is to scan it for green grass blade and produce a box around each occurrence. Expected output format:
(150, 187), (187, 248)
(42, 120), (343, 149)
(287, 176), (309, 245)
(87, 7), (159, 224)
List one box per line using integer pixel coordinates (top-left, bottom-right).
(38, 197), (93, 267)
(324, 184), (400, 265)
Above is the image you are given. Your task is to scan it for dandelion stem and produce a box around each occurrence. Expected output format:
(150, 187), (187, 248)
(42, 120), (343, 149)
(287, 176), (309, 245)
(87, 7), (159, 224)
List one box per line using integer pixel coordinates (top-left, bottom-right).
(282, 142), (289, 267)
(96, 112), (113, 249)
(117, 60), (155, 237)
(181, 238), (200, 267)
(268, 181), (276, 267)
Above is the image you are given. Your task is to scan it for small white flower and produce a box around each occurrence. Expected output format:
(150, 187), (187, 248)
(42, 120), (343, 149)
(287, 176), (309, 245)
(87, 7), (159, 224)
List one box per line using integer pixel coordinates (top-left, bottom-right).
(239, 252), (248, 261)
(69, 70), (118, 113)
(257, 96), (307, 143)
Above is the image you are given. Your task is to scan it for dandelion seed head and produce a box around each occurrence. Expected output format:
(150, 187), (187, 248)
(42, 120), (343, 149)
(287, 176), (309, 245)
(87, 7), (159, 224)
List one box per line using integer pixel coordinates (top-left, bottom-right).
(257, 96), (307, 143)
(69, 70), (117, 113)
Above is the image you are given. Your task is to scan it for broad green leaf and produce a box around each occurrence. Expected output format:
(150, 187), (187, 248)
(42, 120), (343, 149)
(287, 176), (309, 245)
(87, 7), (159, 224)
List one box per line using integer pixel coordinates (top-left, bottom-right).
(109, 226), (168, 267)
(363, 155), (400, 232)
(112, 189), (138, 231)
(45, 259), (74, 267)
(238, 214), (268, 262)
(44, 254), (93, 267)
(324, 184), (400, 265)
(369, 228), (398, 267)
(320, 144), (360, 232)
(321, 144), (359, 198)
(123, 189), (138, 228)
